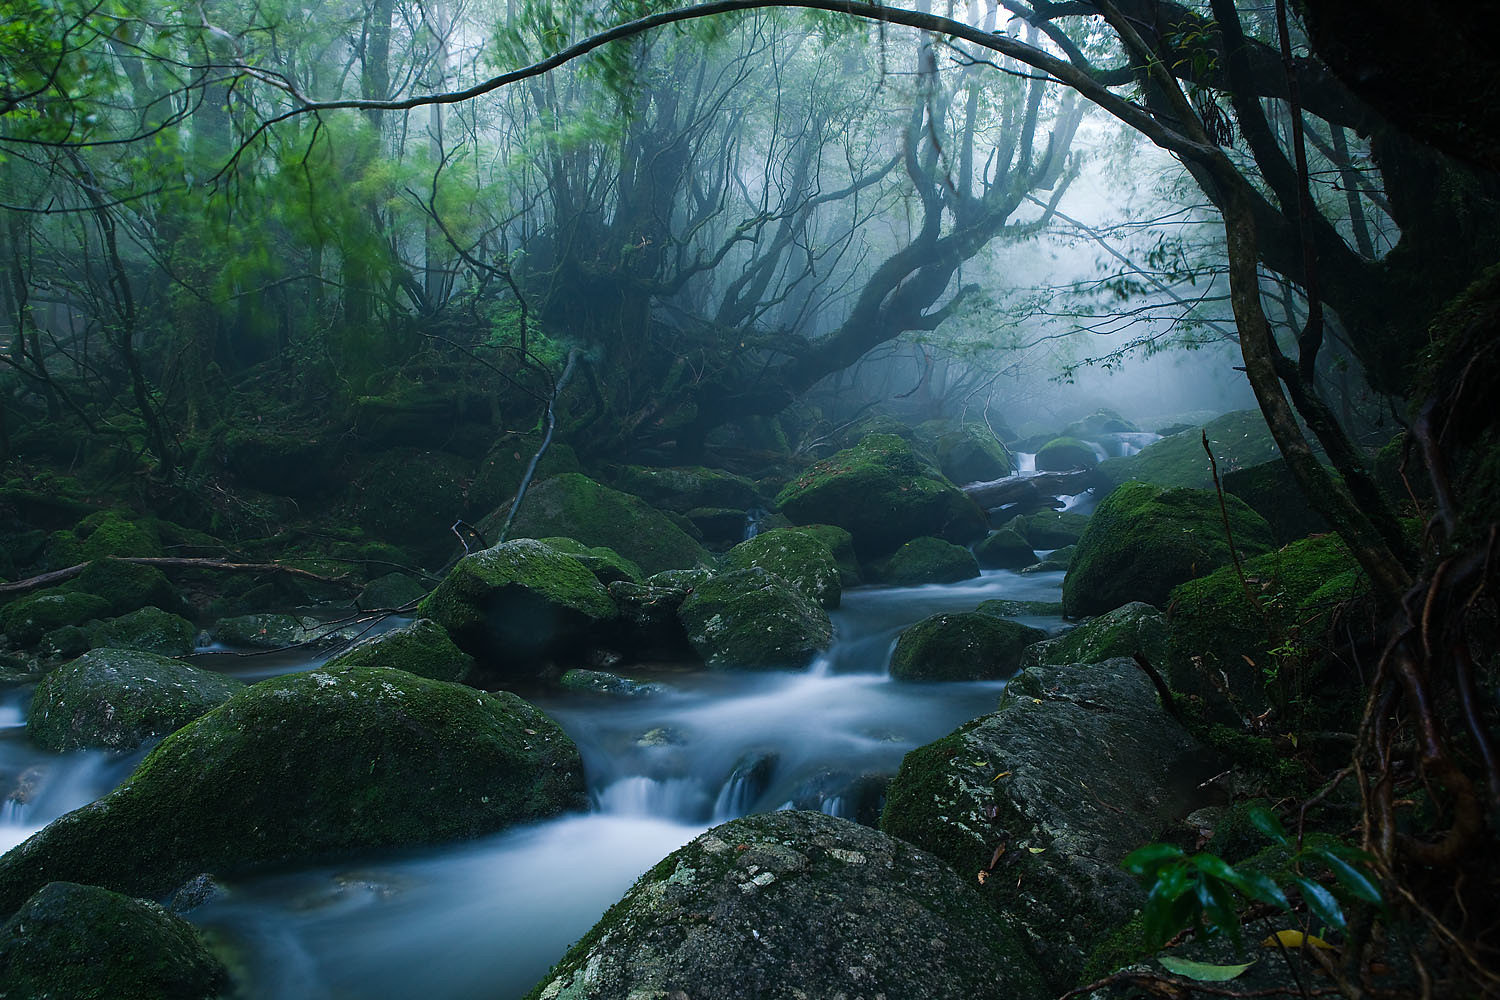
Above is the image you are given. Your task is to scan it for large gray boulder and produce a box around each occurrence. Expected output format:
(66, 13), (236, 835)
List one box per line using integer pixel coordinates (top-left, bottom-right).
(525, 810), (1045, 1000)
(881, 658), (1218, 992)
(0, 666), (586, 914)
(27, 648), (243, 752)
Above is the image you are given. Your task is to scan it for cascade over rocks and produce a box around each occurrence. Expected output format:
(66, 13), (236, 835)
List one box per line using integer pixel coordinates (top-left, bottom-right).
(418, 538), (617, 671)
(0, 881), (229, 1000)
(880, 658), (1218, 993)
(27, 648), (244, 752)
(677, 567), (833, 670)
(486, 473), (711, 575)
(774, 434), (988, 558)
(0, 666), (587, 913)
(524, 809), (1045, 1000)
(1062, 481), (1275, 617)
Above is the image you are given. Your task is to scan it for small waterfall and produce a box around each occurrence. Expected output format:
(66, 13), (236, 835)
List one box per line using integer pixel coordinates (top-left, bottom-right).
(596, 776), (710, 820)
(711, 753), (778, 821)
(1016, 452), (1037, 473)
(743, 507), (769, 541)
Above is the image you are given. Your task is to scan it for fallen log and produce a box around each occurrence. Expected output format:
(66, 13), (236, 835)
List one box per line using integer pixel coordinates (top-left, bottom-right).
(963, 469), (1103, 510)
(0, 557), (355, 597)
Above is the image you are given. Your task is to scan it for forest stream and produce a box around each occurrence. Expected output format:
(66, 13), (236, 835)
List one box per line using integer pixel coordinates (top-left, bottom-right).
(1, 567), (1067, 999)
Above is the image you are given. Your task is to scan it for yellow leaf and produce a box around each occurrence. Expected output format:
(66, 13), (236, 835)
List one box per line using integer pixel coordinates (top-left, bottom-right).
(1262, 930), (1334, 950)
(1027, 847), (1046, 854)
(992, 771), (1011, 782)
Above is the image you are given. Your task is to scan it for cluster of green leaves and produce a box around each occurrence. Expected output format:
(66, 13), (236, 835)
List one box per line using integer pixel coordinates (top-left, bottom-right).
(1122, 806), (1384, 950)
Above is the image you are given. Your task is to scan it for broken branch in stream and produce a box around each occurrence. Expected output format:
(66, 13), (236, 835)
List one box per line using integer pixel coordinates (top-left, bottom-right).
(0, 557), (356, 597)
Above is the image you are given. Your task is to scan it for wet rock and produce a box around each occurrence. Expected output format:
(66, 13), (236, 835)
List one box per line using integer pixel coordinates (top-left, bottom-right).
(417, 538), (617, 670)
(85, 606), (197, 657)
(525, 810), (1044, 1000)
(1019, 544), (1074, 574)
(974, 526), (1036, 569)
(782, 523), (861, 587)
(723, 528), (841, 609)
(934, 423), (1013, 484)
(0, 590), (112, 646)
(73, 558), (188, 618)
(27, 648), (243, 752)
(889, 612), (1045, 681)
(488, 473), (712, 575)
(1034, 436), (1100, 472)
(881, 658), (1216, 992)
(1022, 602), (1169, 668)
(538, 537), (645, 586)
(605, 580), (695, 659)
(558, 668), (670, 698)
(608, 465), (760, 513)
(677, 567), (832, 670)
(975, 598), (1066, 619)
(774, 434), (988, 558)
(1062, 481), (1275, 617)
(869, 535), (981, 586)
(211, 612), (320, 649)
(0, 666), (587, 912)
(322, 618), (474, 684)
(355, 572), (429, 611)
(0, 881), (229, 1000)
(1004, 510), (1092, 550)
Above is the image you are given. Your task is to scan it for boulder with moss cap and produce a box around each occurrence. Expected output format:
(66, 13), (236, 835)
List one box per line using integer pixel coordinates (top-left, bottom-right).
(677, 567), (832, 670)
(322, 618), (474, 684)
(890, 612), (1044, 681)
(723, 528), (841, 609)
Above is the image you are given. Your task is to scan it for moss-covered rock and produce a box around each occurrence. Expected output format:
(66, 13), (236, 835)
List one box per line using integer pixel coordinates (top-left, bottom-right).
(0, 666), (586, 912)
(774, 434), (988, 558)
(0, 589), (113, 646)
(355, 572), (429, 611)
(975, 598), (1066, 619)
(524, 809), (1044, 1000)
(72, 558), (186, 618)
(1063, 482), (1275, 617)
(605, 580), (695, 659)
(1005, 510), (1092, 550)
(557, 668), (670, 698)
(889, 612), (1045, 681)
(417, 539), (617, 670)
(880, 658), (1215, 992)
(1098, 410), (1289, 489)
(1023, 602), (1168, 668)
(608, 465), (759, 513)
(782, 523), (861, 587)
(1035, 436), (1101, 472)
(723, 529), (841, 609)
(27, 648), (243, 752)
(490, 473), (711, 575)
(1223, 459), (1332, 544)
(0, 881), (229, 1000)
(343, 448), (477, 561)
(470, 436), (581, 514)
(677, 567), (833, 670)
(322, 618), (474, 684)
(538, 537), (644, 586)
(934, 423), (1013, 485)
(1062, 408), (1139, 438)
(46, 512), (164, 567)
(212, 612), (318, 649)
(973, 527), (1036, 569)
(1019, 544), (1074, 574)
(225, 426), (341, 499)
(1166, 534), (1367, 715)
(869, 536), (981, 586)
(85, 606), (197, 657)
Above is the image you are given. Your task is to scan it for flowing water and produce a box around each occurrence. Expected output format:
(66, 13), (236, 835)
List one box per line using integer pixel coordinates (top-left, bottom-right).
(0, 570), (1067, 999)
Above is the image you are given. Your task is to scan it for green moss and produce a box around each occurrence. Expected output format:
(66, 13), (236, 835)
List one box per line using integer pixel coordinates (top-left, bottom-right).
(975, 598), (1065, 618)
(1222, 460), (1331, 544)
(724, 528), (841, 608)
(1063, 481), (1275, 617)
(323, 618), (474, 684)
(1079, 912), (1150, 985)
(782, 523), (861, 586)
(342, 448), (477, 560)
(71, 558), (185, 618)
(609, 465), (759, 512)
(0, 666), (587, 912)
(491, 473), (711, 575)
(1034, 436), (1099, 472)
(0, 881), (229, 1000)
(974, 527), (1036, 570)
(85, 607), (197, 657)
(869, 536), (981, 586)
(470, 437), (581, 514)
(1, 590), (113, 646)
(1004, 511), (1092, 550)
(1098, 410), (1290, 489)
(879, 719), (997, 875)
(537, 537), (644, 586)
(677, 567), (833, 670)
(890, 612), (1045, 681)
(1027, 602), (1167, 667)
(1063, 409), (1139, 438)
(934, 423), (1013, 485)
(27, 648), (244, 752)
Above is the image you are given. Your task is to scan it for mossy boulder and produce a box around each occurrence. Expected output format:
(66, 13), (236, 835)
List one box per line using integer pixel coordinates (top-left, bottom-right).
(0, 590), (112, 646)
(1223, 459), (1332, 544)
(605, 580), (696, 659)
(1023, 602), (1168, 668)
(782, 523), (861, 587)
(224, 426), (341, 498)
(1098, 410), (1289, 489)
(355, 572), (429, 611)
(1005, 510), (1092, 550)
(889, 612), (1045, 681)
(677, 568), (833, 670)
(880, 658), (1216, 992)
(974, 527), (1036, 569)
(774, 434), (988, 558)
(1020, 545), (1074, 574)
(46, 512), (163, 567)
(343, 448), (477, 560)
(609, 465), (759, 513)
(212, 612), (318, 649)
(0, 666), (586, 912)
(72, 558), (186, 618)
(1062, 408), (1139, 438)
(524, 809), (1044, 1000)
(1063, 482), (1275, 618)
(934, 423), (1013, 485)
(1166, 534), (1367, 714)
(538, 537), (644, 586)
(417, 539), (617, 670)
(1034, 436), (1100, 472)
(27, 648), (243, 752)
(557, 668), (670, 698)
(491, 473), (711, 575)
(85, 607), (197, 657)
(0, 881), (229, 1000)
(470, 436), (581, 514)
(723, 529), (841, 609)
(322, 618), (474, 684)
(976, 598), (1066, 619)
(869, 536), (981, 586)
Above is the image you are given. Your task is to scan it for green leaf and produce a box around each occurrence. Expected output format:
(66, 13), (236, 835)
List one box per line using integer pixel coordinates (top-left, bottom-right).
(1158, 955), (1257, 981)
(1228, 869), (1292, 911)
(1123, 843), (1186, 879)
(1310, 850), (1383, 906)
(1294, 876), (1347, 933)
(1247, 805), (1289, 844)
(1195, 875), (1244, 946)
